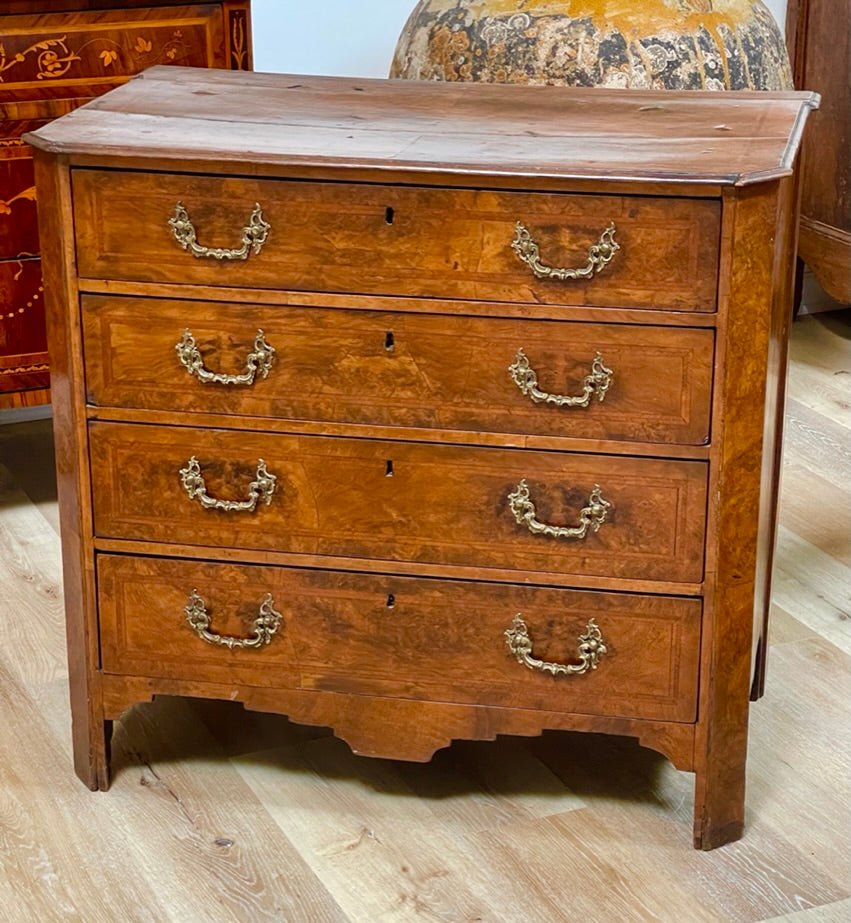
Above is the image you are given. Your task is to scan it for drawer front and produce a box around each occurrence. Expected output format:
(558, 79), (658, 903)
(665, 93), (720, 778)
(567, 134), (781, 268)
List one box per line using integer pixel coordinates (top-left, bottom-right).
(83, 295), (715, 446)
(0, 6), (224, 92)
(98, 554), (702, 723)
(73, 171), (721, 312)
(90, 423), (708, 583)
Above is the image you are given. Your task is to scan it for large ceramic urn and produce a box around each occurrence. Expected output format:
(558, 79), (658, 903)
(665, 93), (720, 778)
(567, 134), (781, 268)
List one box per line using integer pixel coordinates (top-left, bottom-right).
(390, 0), (793, 90)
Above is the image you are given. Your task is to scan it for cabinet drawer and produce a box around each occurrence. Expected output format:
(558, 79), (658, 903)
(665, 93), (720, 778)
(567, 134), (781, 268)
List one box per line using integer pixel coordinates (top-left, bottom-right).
(98, 554), (702, 723)
(83, 295), (715, 446)
(73, 170), (721, 312)
(0, 6), (223, 92)
(90, 422), (708, 584)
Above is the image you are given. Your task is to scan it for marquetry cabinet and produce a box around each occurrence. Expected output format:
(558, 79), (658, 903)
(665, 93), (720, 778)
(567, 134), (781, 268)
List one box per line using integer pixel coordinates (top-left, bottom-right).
(0, 0), (252, 410)
(26, 68), (817, 849)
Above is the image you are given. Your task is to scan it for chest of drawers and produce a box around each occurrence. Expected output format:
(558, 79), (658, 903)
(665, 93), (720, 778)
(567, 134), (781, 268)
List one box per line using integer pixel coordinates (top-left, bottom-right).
(0, 0), (252, 410)
(27, 67), (817, 849)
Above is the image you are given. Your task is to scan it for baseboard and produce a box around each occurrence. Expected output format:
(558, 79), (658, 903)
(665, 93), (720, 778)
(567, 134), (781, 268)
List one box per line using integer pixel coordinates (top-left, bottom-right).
(0, 404), (53, 426)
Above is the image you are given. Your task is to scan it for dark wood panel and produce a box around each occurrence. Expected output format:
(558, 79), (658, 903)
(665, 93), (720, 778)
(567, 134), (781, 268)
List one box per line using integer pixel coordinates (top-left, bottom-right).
(0, 153), (37, 258)
(98, 554), (702, 723)
(89, 422), (708, 584)
(0, 1), (253, 401)
(0, 256), (46, 369)
(82, 295), (715, 445)
(787, 0), (851, 302)
(73, 170), (721, 312)
(0, 5), (224, 91)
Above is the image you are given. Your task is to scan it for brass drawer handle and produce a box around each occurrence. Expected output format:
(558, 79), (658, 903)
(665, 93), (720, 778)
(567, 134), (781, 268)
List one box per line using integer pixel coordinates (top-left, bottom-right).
(509, 349), (613, 408)
(175, 328), (276, 386)
(185, 590), (282, 649)
(508, 479), (611, 540)
(511, 221), (619, 280)
(505, 614), (606, 676)
(179, 456), (277, 512)
(168, 201), (270, 261)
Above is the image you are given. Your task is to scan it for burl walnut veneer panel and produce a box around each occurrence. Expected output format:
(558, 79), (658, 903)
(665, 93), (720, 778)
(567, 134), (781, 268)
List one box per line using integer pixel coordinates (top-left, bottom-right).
(82, 295), (715, 445)
(98, 554), (702, 724)
(89, 421), (708, 584)
(73, 170), (721, 311)
(26, 69), (817, 849)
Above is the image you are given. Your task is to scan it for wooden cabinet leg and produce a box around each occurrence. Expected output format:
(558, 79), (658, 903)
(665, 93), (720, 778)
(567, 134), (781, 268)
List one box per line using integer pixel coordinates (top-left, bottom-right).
(692, 742), (747, 850)
(71, 712), (112, 792)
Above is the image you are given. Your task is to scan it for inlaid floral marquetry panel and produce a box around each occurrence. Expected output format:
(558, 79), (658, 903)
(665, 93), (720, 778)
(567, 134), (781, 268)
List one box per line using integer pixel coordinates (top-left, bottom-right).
(0, 8), (219, 90)
(0, 1), (251, 406)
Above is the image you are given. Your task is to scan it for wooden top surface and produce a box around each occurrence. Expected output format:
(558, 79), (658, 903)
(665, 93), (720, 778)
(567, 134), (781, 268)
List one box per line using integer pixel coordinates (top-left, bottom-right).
(26, 66), (819, 187)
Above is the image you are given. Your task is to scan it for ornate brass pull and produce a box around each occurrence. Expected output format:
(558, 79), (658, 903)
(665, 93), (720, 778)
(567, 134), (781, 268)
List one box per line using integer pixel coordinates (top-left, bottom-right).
(168, 202), (270, 260)
(185, 590), (282, 649)
(509, 349), (613, 408)
(505, 614), (606, 676)
(511, 222), (619, 280)
(179, 456), (277, 512)
(508, 479), (611, 540)
(175, 329), (276, 386)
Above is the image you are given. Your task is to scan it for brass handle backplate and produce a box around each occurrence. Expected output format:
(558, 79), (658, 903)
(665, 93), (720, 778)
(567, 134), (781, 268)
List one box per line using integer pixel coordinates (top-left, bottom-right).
(505, 614), (606, 676)
(185, 590), (282, 649)
(511, 221), (619, 280)
(179, 456), (277, 512)
(168, 201), (270, 260)
(176, 329), (276, 386)
(509, 349), (613, 408)
(508, 479), (611, 540)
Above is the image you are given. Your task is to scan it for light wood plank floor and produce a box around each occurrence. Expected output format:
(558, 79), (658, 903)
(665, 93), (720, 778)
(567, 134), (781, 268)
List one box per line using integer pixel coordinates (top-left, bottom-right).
(0, 313), (849, 923)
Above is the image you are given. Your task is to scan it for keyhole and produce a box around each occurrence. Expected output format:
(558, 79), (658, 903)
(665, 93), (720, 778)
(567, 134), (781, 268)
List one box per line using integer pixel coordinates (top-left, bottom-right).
(386, 593), (395, 609)
(385, 206), (395, 225)
(385, 459), (394, 477)
(384, 330), (395, 352)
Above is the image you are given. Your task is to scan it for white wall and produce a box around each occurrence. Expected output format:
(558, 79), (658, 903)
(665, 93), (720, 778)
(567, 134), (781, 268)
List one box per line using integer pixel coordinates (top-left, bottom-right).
(252, 1), (413, 77)
(252, 1), (788, 78)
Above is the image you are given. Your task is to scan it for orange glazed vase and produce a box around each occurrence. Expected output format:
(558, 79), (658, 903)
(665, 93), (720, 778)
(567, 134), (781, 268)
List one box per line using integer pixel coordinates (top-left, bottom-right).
(390, 0), (793, 90)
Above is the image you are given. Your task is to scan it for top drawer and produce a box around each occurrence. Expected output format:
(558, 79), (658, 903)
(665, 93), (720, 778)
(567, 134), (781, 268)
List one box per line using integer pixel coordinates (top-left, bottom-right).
(72, 170), (721, 312)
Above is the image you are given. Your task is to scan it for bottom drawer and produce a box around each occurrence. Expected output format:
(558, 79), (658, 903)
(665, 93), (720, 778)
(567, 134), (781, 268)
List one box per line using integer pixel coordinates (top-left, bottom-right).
(98, 555), (702, 723)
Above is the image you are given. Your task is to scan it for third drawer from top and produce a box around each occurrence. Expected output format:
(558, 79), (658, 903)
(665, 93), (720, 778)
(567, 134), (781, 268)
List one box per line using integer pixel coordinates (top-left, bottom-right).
(89, 422), (708, 584)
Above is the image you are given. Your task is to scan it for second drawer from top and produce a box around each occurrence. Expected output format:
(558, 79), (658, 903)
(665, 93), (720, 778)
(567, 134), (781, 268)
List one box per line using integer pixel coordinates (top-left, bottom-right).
(83, 295), (715, 446)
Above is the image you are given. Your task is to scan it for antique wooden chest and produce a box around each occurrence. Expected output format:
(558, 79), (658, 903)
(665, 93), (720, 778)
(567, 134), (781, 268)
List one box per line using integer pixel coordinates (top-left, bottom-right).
(0, 0), (251, 410)
(26, 67), (817, 848)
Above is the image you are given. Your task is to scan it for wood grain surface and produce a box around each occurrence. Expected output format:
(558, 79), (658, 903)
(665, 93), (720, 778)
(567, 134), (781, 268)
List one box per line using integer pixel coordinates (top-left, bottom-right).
(0, 1), (253, 405)
(787, 0), (851, 303)
(72, 170), (721, 311)
(82, 294), (715, 445)
(0, 310), (847, 920)
(88, 421), (708, 584)
(98, 553), (701, 724)
(26, 66), (818, 186)
(28, 72), (817, 853)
